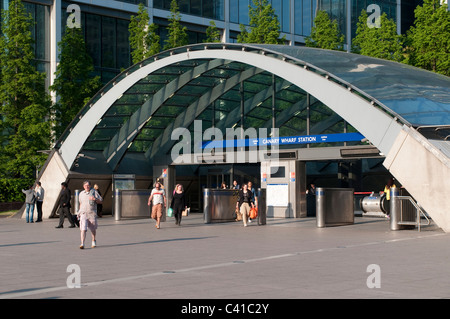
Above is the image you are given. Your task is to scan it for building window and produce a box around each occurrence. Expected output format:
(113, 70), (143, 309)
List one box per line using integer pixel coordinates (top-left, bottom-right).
(61, 9), (132, 84)
(293, 0), (315, 36)
(116, 0), (147, 4)
(24, 2), (51, 86)
(154, 0), (224, 20)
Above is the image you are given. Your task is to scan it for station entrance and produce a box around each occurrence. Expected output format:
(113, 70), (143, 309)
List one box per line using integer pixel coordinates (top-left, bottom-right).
(35, 44), (449, 232)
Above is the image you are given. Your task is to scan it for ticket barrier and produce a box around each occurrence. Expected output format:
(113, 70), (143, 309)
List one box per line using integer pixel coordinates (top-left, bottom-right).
(204, 188), (266, 225)
(316, 188), (354, 227)
(114, 189), (153, 220)
(360, 192), (389, 216)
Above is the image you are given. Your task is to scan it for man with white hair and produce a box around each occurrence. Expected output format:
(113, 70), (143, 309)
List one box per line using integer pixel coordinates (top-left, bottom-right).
(77, 180), (102, 249)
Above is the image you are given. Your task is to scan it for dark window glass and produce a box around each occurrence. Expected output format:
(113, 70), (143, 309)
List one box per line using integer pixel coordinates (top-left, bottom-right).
(294, 0), (302, 35)
(191, 0), (202, 15)
(230, 0), (239, 23)
(85, 14), (101, 67)
(116, 19), (130, 69)
(282, 0), (290, 32)
(239, 0), (249, 24)
(271, 166), (286, 178)
(102, 16), (116, 68)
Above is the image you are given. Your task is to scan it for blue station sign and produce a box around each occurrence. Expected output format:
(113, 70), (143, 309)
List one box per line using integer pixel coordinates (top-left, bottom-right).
(201, 132), (365, 149)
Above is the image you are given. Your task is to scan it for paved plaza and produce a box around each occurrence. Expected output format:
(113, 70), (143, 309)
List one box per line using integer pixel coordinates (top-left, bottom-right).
(1, 212), (449, 301)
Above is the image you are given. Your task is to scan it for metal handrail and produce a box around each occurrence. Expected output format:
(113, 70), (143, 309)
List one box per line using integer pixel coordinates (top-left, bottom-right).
(396, 195), (431, 232)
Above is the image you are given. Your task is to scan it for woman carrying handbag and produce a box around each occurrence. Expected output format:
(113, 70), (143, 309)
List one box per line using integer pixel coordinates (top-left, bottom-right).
(236, 184), (255, 227)
(171, 184), (186, 226)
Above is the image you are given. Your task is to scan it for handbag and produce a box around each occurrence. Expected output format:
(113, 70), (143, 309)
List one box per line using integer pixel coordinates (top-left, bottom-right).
(182, 207), (190, 216)
(167, 207), (173, 217)
(235, 207), (242, 221)
(249, 207), (258, 219)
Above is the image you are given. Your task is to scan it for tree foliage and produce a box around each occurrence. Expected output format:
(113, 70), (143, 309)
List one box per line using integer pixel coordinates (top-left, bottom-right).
(205, 21), (221, 43)
(237, 0), (285, 44)
(406, 0), (450, 76)
(0, 0), (51, 179)
(50, 26), (101, 140)
(353, 10), (404, 62)
(305, 10), (344, 50)
(164, 0), (189, 50)
(129, 3), (160, 64)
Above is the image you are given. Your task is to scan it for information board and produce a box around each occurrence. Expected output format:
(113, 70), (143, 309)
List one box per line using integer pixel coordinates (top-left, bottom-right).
(266, 184), (289, 207)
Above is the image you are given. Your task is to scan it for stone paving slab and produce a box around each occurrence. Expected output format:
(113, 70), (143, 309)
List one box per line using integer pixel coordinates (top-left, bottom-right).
(1, 213), (449, 301)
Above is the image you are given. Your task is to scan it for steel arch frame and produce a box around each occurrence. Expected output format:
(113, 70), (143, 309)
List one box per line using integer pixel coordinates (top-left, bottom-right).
(57, 44), (403, 171)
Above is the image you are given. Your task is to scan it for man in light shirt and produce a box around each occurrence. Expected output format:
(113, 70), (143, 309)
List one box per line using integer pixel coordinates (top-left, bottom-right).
(77, 180), (102, 249)
(148, 182), (166, 229)
(35, 182), (44, 222)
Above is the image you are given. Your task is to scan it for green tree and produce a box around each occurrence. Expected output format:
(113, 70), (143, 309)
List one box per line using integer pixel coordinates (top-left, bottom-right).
(164, 0), (189, 50)
(129, 3), (160, 64)
(406, 0), (450, 76)
(0, 0), (51, 179)
(353, 10), (404, 62)
(204, 21), (221, 43)
(237, 0), (285, 44)
(50, 26), (101, 140)
(305, 10), (344, 50)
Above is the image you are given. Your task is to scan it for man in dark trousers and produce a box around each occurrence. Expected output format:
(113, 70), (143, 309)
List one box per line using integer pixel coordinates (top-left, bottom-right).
(56, 182), (75, 228)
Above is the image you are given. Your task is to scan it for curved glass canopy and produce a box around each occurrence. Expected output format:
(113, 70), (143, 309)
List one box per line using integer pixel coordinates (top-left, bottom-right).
(255, 45), (450, 127)
(55, 44), (450, 172)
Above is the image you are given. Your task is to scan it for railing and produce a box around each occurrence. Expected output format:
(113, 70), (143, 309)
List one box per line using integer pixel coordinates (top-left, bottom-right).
(395, 195), (431, 232)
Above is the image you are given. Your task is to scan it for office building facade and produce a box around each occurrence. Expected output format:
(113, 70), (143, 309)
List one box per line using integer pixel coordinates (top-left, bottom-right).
(1, 0), (423, 86)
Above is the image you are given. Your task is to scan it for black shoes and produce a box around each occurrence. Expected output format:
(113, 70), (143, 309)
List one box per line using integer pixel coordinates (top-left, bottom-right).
(55, 225), (63, 228)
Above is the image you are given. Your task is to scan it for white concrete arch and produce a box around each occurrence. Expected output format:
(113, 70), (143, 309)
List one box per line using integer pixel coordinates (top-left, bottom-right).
(58, 45), (402, 171)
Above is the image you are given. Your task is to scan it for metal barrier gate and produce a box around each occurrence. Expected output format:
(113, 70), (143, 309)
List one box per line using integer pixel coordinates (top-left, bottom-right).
(204, 188), (266, 225)
(390, 188), (431, 231)
(114, 189), (152, 220)
(316, 188), (354, 227)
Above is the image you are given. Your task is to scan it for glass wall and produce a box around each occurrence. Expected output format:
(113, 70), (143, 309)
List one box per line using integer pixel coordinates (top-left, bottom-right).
(294, 0), (315, 36)
(61, 7), (132, 84)
(154, 0), (225, 20)
(317, 0), (399, 39)
(117, 0), (147, 4)
(231, 0), (299, 34)
(24, 2), (51, 87)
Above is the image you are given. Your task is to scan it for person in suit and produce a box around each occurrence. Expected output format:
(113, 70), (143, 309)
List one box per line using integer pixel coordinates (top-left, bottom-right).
(55, 182), (75, 228)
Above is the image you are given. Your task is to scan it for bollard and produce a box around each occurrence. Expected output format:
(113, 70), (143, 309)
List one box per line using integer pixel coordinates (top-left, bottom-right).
(74, 190), (80, 214)
(114, 189), (121, 221)
(389, 187), (400, 230)
(203, 188), (211, 224)
(257, 188), (266, 225)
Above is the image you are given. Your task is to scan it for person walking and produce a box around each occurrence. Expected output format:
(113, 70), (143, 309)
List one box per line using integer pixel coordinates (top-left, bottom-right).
(247, 181), (257, 223)
(236, 183), (255, 227)
(382, 178), (397, 219)
(77, 180), (102, 249)
(55, 182), (75, 228)
(22, 185), (36, 223)
(93, 184), (103, 217)
(34, 182), (44, 222)
(171, 184), (186, 226)
(148, 182), (166, 229)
